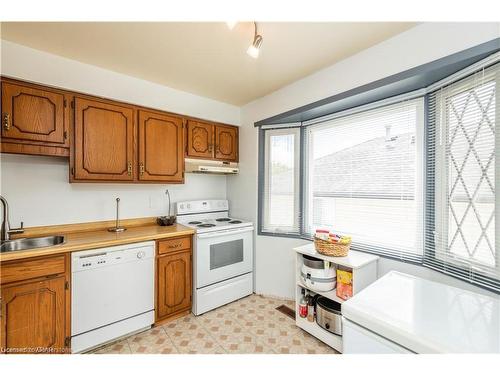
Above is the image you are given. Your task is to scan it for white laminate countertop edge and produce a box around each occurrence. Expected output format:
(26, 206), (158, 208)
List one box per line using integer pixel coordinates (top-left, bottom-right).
(294, 243), (379, 269)
(342, 271), (500, 353)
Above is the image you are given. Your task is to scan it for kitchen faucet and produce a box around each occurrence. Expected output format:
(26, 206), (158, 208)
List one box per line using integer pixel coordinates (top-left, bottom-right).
(0, 195), (24, 242)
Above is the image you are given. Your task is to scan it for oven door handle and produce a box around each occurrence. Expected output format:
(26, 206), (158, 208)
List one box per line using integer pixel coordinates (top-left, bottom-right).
(197, 226), (254, 239)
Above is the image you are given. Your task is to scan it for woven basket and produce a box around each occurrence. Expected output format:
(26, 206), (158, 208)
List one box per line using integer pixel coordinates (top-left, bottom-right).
(314, 237), (351, 257)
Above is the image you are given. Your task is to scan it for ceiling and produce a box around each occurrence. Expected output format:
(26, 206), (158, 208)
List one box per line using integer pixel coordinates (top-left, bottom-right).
(0, 22), (416, 105)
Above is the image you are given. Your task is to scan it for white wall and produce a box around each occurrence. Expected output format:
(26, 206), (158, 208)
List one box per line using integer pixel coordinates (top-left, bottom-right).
(1, 154), (226, 227)
(0, 40), (239, 226)
(227, 22), (500, 300)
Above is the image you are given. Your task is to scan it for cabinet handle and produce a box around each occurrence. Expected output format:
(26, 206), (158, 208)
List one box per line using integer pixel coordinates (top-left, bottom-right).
(2, 113), (10, 131)
(168, 243), (182, 249)
(208, 144), (213, 152)
(139, 162), (145, 176)
(127, 162), (132, 176)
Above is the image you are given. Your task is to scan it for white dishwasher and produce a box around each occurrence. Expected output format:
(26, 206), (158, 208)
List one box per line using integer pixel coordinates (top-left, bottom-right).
(71, 241), (155, 353)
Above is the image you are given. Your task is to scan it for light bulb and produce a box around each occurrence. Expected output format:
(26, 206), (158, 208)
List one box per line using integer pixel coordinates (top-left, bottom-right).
(246, 45), (260, 59)
(246, 34), (263, 59)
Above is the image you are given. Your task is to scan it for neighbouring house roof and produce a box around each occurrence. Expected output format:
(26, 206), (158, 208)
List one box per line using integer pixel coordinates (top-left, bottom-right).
(312, 133), (415, 199)
(270, 133), (415, 198)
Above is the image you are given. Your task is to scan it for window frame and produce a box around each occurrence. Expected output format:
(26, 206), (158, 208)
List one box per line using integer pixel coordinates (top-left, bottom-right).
(302, 98), (425, 261)
(258, 126), (303, 238)
(423, 63), (500, 291)
(434, 76), (497, 270)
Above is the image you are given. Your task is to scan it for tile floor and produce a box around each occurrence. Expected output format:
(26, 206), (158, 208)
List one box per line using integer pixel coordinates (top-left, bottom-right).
(91, 294), (337, 354)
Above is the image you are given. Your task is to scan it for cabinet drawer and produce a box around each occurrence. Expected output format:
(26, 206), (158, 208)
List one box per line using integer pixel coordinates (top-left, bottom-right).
(1, 255), (66, 285)
(158, 237), (191, 255)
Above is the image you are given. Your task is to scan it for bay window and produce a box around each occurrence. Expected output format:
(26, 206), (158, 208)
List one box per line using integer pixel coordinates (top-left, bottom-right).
(258, 54), (499, 292)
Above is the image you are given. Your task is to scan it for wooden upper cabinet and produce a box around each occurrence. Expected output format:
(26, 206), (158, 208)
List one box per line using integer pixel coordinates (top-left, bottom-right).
(1, 80), (69, 156)
(215, 124), (238, 161)
(185, 120), (239, 162)
(73, 97), (135, 181)
(186, 120), (214, 159)
(157, 250), (192, 320)
(1, 276), (66, 353)
(138, 110), (184, 183)
(1, 78), (240, 179)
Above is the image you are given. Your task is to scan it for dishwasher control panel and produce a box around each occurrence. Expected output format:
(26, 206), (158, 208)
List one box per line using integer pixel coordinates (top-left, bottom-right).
(72, 241), (155, 272)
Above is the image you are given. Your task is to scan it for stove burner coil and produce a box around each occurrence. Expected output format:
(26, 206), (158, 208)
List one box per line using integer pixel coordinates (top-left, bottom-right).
(216, 218), (231, 222)
(229, 220), (242, 224)
(198, 223), (216, 228)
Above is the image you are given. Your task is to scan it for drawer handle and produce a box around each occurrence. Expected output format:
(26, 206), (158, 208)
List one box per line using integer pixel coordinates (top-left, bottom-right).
(3, 113), (10, 131)
(168, 243), (182, 249)
(127, 162), (132, 176)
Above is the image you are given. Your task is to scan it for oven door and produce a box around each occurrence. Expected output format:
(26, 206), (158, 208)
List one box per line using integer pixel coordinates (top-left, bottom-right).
(195, 226), (253, 288)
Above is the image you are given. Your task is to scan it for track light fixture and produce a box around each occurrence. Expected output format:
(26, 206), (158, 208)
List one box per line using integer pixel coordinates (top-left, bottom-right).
(226, 21), (263, 58)
(246, 22), (263, 59)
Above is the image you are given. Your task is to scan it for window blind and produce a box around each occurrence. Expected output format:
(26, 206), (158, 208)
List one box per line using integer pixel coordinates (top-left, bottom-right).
(303, 98), (424, 262)
(261, 127), (301, 235)
(425, 62), (500, 291)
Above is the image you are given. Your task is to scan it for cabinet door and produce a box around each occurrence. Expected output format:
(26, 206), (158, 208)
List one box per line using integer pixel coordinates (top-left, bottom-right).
(138, 110), (184, 182)
(1, 81), (67, 145)
(157, 251), (191, 320)
(186, 120), (213, 159)
(73, 97), (135, 181)
(1, 276), (66, 353)
(215, 125), (238, 161)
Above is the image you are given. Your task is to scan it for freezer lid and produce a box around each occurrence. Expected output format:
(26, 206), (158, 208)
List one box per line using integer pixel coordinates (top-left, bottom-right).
(341, 271), (500, 353)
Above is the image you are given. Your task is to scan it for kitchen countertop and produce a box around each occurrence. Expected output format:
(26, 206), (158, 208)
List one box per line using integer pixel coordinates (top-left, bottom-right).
(0, 223), (195, 262)
(342, 271), (500, 353)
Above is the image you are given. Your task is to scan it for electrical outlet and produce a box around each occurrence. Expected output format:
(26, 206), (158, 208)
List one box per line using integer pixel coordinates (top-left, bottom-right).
(149, 195), (162, 210)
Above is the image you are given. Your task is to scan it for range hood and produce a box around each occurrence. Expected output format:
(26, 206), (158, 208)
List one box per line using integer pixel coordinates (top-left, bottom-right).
(185, 158), (239, 175)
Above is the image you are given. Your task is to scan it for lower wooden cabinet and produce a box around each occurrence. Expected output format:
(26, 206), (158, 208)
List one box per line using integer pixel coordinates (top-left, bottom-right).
(0, 255), (70, 354)
(156, 237), (192, 323)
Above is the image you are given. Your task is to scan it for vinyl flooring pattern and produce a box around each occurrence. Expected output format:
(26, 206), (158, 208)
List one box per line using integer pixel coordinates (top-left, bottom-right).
(91, 294), (338, 354)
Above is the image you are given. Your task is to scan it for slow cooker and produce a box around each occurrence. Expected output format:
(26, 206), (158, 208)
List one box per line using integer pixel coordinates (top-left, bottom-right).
(316, 296), (342, 335)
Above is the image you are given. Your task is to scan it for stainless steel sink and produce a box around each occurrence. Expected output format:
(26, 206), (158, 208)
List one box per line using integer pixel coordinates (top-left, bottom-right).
(0, 235), (65, 253)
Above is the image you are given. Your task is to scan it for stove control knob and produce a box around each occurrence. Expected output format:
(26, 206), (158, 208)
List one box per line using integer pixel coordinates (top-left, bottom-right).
(137, 251), (146, 259)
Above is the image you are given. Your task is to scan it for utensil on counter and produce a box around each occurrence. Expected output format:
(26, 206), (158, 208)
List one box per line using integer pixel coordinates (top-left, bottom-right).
(108, 197), (127, 232)
(157, 189), (176, 226)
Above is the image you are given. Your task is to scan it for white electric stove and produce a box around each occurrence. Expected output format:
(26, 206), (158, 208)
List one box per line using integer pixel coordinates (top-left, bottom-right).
(176, 200), (254, 315)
